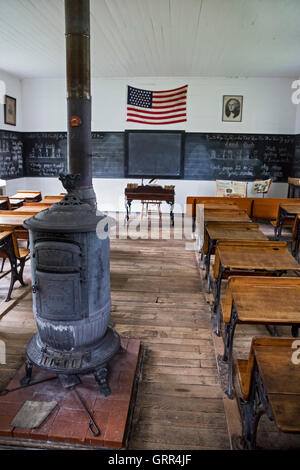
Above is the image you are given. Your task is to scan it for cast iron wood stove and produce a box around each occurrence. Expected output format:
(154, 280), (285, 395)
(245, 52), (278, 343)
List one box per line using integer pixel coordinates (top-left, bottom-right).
(21, 0), (120, 396)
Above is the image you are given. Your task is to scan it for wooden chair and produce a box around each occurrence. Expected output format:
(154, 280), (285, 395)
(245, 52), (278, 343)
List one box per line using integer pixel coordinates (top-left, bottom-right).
(141, 200), (162, 220)
(0, 226), (30, 301)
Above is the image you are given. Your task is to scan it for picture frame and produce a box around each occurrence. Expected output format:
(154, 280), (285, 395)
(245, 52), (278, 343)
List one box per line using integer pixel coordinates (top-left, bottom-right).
(222, 95), (243, 122)
(4, 95), (16, 126)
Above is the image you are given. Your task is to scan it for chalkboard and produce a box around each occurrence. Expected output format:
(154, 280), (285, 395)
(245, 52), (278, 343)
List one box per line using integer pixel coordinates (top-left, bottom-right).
(292, 134), (300, 177)
(0, 131), (23, 179)
(23, 132), (67, 177)
(92, 132), (124, 177)
(23, 132), (125, 178)
(184, 133), (294, 182)
(125, 130), (184, 178)
(9, 130), (297, 182)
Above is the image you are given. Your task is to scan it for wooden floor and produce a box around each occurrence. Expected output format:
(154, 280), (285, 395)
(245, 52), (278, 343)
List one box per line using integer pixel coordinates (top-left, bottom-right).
(110, 219), (229, 450)
(0, 213), (300, 449)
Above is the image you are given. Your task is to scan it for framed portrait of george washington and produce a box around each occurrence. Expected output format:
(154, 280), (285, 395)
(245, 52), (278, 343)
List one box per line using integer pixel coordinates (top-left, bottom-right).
(222, 95), (243, 122)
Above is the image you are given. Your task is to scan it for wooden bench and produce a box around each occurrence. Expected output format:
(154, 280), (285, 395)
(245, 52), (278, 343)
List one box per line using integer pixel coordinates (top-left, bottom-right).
(212, 240), (300, 336)
(233, 337), (300, 450)
(0, 226), (30, 301)
(220, 276), (300, 398)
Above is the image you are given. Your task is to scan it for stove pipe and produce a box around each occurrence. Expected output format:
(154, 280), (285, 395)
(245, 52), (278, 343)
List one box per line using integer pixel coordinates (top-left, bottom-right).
(64, 0), (96, 209)
(22, 0), (120, 394)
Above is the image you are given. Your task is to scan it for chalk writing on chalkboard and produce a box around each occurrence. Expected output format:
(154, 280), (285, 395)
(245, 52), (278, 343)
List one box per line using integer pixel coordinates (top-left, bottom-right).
(0, 131), (23, 179)
(1, 130), (297, 182)
(292, 134), (300, 178)
(184, 133), (294, 182)
(23, 132), (68, 177)
(23, 132), (125, 178)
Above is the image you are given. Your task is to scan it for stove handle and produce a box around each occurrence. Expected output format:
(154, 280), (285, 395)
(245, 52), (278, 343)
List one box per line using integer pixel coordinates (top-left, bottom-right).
(32, 283), (38, 294)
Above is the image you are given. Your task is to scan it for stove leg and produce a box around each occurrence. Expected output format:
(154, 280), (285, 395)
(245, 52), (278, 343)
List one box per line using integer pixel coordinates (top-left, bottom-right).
(94, 366), (110, 397)
(20, 359), (33, 386)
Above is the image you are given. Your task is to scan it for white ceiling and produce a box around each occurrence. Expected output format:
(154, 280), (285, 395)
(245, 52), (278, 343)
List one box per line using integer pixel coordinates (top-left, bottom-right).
(0, 0), (299, 79)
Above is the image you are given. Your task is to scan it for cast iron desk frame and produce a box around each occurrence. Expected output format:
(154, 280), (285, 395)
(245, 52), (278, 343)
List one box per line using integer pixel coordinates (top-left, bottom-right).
(212, 244), (300, 337)
(0, 231), (26, 301)
(274, 204), (300, 241)
(233, 339), (300, 450)
(234, 357), (274, 450)
(222, 302), (299, 399)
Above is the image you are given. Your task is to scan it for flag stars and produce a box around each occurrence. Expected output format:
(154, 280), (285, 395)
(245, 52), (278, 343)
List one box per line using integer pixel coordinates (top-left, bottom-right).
(128, 86), (152, 108)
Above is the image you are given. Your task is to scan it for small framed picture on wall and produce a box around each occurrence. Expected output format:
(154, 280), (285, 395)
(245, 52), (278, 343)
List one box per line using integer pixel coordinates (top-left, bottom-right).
(222, 95), (243, 122)
(4, 95), (16, 126)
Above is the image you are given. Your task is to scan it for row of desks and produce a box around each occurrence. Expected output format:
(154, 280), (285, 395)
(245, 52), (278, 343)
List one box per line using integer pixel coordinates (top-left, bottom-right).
(197, 201), (300, 449)
(0, 195), (63, 301)
(0, 196), (63, 227)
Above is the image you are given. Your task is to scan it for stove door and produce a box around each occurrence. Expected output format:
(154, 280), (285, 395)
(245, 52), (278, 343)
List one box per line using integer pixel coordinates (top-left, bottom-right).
(35, 270), (82, 321)
(34, 240), (81, 273)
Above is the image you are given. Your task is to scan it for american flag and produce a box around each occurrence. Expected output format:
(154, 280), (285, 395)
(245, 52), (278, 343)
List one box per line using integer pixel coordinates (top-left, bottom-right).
(126, 85), (188, 125)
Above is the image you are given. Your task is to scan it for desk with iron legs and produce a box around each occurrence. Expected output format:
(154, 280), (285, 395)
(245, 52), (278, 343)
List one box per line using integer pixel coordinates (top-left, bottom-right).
(274, 203), (300, 240)
(233, 337), (300, 450)
(220, 276), (300, 399)
(0, 230), (27, 301)
(125, 186), (175, 226)
(212, 240), (300, 336)
(203, 223), (267, 292)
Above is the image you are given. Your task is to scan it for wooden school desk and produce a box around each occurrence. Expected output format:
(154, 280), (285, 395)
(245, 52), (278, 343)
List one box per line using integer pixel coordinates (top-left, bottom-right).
(212, 240), (300, 335)
(220, 276), (300, 398)
(38, 198), (63, 205)
(202, 203), (239, 211)
(274, 203), (300, 240)
(9, 198), (24, 209)
(0, 214), (33, 227)
(10, 191), (41, 202)
(203, 223), (268, 292)
(233, 337), (300, 450)
(13, 205), (50, 213)
(0, 228), (29, 301)
(203, 209), (249, 222)
(197, 209), (251, 254)
(125, 185), (175, 226)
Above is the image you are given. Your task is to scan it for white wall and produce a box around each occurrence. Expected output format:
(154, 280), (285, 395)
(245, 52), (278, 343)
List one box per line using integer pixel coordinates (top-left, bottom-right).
(0, 69), (22, 132)
(22, 76), (296, 134)
(4, 176), (289, 213)
(3, 76), (296, 209)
